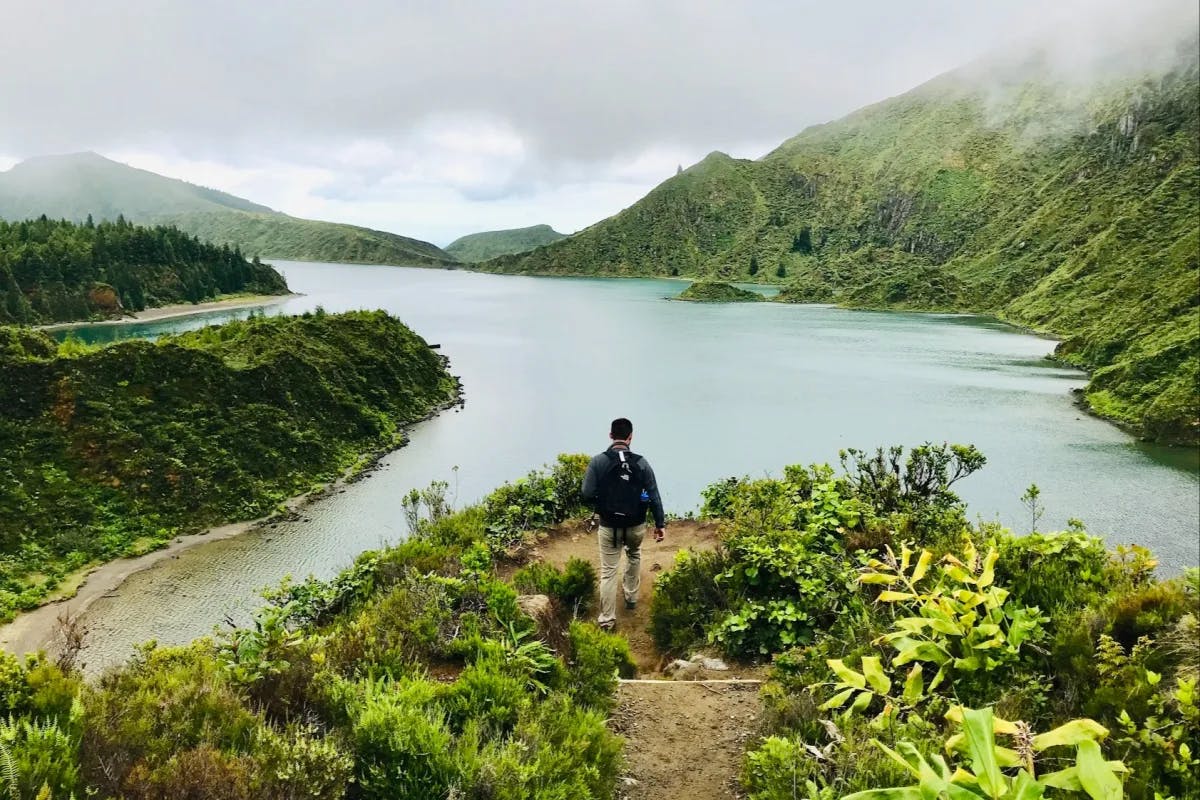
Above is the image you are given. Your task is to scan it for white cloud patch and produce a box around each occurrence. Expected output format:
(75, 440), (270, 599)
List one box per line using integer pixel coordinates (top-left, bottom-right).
(1, 0), (1194, 244)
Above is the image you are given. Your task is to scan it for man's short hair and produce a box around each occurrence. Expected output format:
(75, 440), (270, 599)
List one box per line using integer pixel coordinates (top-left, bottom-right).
(610, 417), (633, 440)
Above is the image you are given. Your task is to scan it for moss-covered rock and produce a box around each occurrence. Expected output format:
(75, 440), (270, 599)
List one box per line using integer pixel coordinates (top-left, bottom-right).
(675, 281), (764, 303)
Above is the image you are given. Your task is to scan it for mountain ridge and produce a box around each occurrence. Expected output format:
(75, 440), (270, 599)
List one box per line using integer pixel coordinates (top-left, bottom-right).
(444, 223), (566, 262)
(0, 153), (458, 267)
(482, 47), (1200, 444)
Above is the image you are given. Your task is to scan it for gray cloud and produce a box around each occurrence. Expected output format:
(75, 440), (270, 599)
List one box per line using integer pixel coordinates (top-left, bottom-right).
(0, 0), (1194, 241)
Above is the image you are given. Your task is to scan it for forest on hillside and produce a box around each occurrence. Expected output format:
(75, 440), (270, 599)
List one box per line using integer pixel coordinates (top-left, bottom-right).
(0, 216), (287, 324)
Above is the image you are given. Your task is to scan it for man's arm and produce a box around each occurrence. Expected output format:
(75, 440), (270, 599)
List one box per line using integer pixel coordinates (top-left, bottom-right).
(639, 459), (666, 530)
(580, 454), (605, 506)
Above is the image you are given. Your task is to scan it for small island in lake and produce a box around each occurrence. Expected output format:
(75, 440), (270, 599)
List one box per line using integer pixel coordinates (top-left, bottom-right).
(674, 280), (764, 303)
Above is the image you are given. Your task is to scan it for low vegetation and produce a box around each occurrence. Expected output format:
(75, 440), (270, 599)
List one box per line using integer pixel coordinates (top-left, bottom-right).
(0, 216), (287, 324)
(651, 444), (1198, 799)
(0, 454), (636, 799)
(0, 445), (1194, 797)
(675, 280), (764, 303)
(0, 310), (458, 619)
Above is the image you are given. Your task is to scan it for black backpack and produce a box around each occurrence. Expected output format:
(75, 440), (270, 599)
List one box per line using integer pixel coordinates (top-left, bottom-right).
(597, 449), (647, 528)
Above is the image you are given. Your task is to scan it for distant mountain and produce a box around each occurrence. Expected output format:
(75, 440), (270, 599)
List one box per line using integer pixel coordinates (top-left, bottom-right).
(0, 153), (456, 267)
(444, 224), (566, 262)
(484, 46), (1200, 444)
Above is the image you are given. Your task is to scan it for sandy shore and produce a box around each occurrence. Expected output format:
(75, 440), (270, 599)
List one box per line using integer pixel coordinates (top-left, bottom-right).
(0, 492), (312, 659)
(40, 293), (297, 331)
(0, 387), (464, 661)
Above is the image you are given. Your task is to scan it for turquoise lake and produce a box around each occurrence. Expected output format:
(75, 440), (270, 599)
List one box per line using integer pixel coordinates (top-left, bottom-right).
(57, 260), (1199, 671)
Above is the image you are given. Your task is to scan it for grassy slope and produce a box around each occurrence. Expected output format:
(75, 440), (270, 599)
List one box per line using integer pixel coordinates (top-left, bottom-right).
(160, 210), (457, 266)
(0, 311), (458, 618)
(0, 153), (458, 267)
(444, 224), (566, 262)
(485, 53), (1200, 443)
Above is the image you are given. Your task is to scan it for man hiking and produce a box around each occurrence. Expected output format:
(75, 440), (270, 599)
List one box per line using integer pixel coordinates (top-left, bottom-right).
(581, 417), (665, 631)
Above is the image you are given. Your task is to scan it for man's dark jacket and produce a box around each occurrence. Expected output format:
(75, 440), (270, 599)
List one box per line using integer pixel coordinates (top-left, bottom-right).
(580, 443), (665, 529)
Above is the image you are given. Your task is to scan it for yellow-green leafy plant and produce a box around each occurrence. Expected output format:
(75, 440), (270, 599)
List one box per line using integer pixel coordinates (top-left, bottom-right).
(844, 706), (1127, 800)
(856, 541), (1046, 702)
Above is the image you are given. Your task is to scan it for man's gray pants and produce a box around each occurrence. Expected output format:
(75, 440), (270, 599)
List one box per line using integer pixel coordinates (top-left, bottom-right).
(597, 523), (645, 627)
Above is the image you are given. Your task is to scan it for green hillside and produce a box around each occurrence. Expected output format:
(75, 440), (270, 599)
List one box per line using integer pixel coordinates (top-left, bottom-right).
(0, 310), (458, 617)
(0, 153), (458, 267)
(485, 49), (1200, 444)
(0, 216), (287, 324)
(444, 223), (566, 262)
(159, 209), (455, 266)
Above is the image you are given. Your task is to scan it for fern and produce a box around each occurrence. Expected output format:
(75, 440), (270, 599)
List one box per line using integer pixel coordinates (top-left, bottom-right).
(0, 738), (17, 800)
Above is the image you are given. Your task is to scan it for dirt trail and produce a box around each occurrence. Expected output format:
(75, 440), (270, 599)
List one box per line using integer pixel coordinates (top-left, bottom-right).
(612, 681), (760, 800)
(522, 519), (765, 799)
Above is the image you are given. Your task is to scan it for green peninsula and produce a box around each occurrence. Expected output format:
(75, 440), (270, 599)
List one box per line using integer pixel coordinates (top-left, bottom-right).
(0, 310), (458, 618)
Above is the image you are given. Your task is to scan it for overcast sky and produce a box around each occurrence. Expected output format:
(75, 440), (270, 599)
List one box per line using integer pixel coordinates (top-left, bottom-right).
(0, 0), (1193, 245)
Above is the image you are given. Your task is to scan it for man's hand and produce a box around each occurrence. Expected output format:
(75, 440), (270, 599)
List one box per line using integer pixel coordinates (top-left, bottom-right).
(654, 527), (665, 542)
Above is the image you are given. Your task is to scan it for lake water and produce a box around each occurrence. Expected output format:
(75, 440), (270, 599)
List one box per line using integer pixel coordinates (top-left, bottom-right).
(58, 261), (1199, 672)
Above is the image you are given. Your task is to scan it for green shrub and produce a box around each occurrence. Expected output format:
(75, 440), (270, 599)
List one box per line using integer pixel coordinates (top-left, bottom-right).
(742, 713), (928, 798)
(549, 453), (590, 520)
(467, 695), (623, 800)
(0, 652), (30, 714)
(482, 454), (592, 553)
(445, 656), (529, 735)
(512, 557), (596, 613)
(841, 707), (1128, 800)
(123, 746), (256, 800)
(24, 658), (81, 726)
(835, 541), (1047, 711)
(253, 724), (353, 800)
(1107, 580), (1195, 649)
(650, 548), (729, 655)
(262, 552), (381, 628)
(416, 504), (488, 550)
(700, 476), (742, 518)
(566, 621), (635, 712)
(713, 526), (856, 656)
(325, 574), (459, 678)
(743, 735), (829, 800)
(80, 643), (261, 794)
(0, 714), (82, 799)
(350, 682), (460, 800)
(995, 530), (1112, 619)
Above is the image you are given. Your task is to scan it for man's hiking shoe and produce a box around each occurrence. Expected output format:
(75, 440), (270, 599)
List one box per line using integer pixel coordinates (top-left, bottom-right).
(599, 620), (615, 632)
(625, 599), (637, 610)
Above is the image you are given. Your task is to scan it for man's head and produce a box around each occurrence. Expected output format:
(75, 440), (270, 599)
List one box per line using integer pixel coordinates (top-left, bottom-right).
(609, 417), (633, 443)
